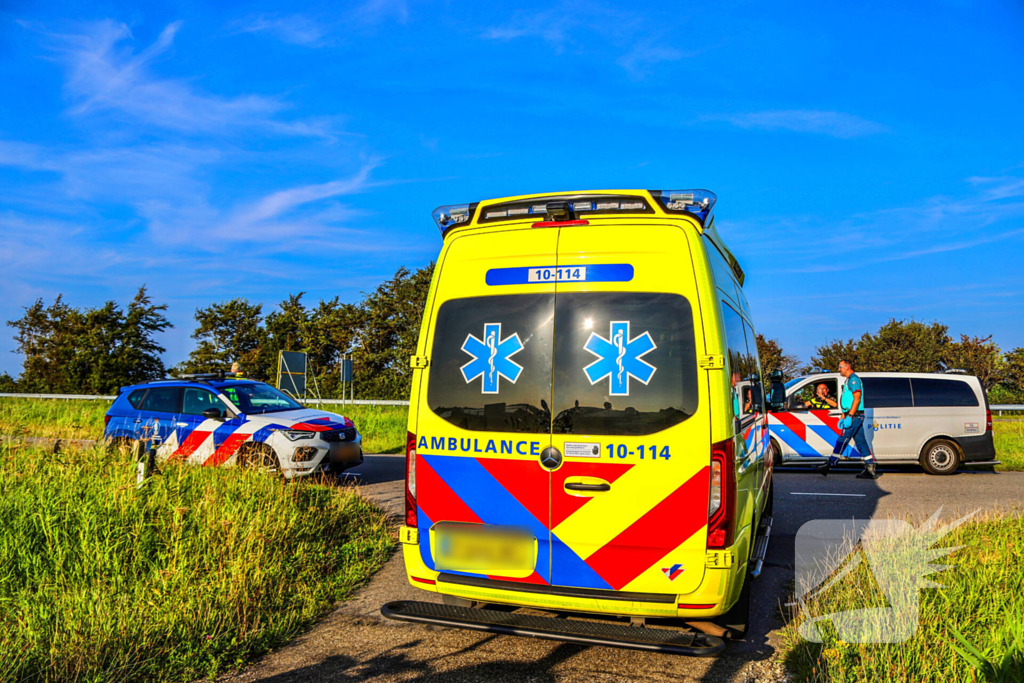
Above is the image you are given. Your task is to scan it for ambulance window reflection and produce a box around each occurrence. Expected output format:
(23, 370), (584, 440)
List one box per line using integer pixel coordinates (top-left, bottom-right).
(551, 292), (698, 436)
(427, 294), (554, 434)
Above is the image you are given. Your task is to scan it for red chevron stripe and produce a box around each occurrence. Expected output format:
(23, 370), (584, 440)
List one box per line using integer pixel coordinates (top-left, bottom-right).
(204, 433), (249, 467)
(173, 429), (210, 459)
(812, 409), (841, 434)
(550, 461), (634, 529)
(774, 411), (807, 442)
(417, 457), (482, 525)
(584, 466), (710, 590)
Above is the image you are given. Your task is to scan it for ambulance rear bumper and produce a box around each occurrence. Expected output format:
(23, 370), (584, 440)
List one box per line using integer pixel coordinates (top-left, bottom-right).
(380, 600), (725, 657)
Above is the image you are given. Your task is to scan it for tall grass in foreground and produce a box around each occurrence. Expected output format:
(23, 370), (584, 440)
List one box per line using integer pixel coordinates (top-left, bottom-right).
(779, 513), (1024, 682)
(0, 442), (393, 682)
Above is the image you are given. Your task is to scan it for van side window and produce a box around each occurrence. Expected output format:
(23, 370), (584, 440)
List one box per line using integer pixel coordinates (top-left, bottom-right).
(707, 243), (739, 305)
(862, 377), (913, 408)
(797, 378), (838, 409)
(127, 389), (147, 409)
(911, 378), (978, 407)
(182, 387), (220, 416)
(138, 387), (180, 414)
(721, 302), (752, 418)
(741, 319), (763, 414)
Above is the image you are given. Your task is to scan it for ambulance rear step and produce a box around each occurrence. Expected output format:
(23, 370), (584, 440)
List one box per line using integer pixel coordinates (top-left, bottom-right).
(380, 601), (725, 656)
(749, 514), (773, 579)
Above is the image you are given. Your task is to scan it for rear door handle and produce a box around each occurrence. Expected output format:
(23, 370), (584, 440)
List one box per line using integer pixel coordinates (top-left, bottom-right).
(564, 482), (611, 492)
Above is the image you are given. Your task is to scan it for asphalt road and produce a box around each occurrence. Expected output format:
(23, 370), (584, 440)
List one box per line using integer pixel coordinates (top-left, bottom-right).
(224, 457), (1024, 683)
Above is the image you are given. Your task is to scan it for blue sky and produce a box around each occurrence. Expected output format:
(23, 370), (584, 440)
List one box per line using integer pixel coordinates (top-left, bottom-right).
(2, 0), (1024, 376)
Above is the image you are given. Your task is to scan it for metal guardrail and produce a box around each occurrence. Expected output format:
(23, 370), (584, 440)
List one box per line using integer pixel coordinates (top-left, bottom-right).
(0, 392), (410, 407)
(991, 404), (1024, 416)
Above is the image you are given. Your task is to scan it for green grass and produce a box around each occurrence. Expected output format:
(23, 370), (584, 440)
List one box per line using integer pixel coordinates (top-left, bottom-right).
(779, 513), (1024, 682)
(0, 398), (409, 454)
(0, 441), (394, 682)
(993, 420), (1024, 472)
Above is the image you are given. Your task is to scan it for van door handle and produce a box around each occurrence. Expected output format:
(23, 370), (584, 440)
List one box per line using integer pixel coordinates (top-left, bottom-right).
(565, 482), (610, 492)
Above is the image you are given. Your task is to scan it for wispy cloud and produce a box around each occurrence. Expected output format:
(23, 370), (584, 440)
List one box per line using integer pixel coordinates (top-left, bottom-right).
(723, 173), (1024, 276)
(231, 14), (328, 46)
(481, 2), (641, 56)
(352, 0), (410, 25)
(705, 110), (889, 138)
(43, 20), (331, 137)
(617, 38), (688, 79)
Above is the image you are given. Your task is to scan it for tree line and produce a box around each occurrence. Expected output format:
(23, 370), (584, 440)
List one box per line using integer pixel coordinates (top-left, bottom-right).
(2, 264), (433, 400)
(4, 270), (1024, 403)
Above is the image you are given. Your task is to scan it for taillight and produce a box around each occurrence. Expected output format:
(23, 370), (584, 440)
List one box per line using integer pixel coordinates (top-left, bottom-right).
(104, 415), (111, 427)
(986, 409), (993, 433)
(406, 431), (418, 527)
(708, 438), (736, 550)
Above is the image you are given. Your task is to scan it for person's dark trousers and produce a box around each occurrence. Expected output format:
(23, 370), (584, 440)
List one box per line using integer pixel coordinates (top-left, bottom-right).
(828, 414), (875, 466)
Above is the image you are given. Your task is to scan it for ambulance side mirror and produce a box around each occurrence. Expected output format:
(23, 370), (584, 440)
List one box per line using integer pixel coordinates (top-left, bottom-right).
(769, 382), (788, 412)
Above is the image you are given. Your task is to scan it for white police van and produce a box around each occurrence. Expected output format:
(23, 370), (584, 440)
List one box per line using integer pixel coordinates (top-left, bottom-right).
(768, 371), (995, 474)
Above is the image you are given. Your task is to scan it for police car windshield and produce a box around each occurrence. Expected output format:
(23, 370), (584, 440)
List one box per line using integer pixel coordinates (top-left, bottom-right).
(219, 383), (302, 414)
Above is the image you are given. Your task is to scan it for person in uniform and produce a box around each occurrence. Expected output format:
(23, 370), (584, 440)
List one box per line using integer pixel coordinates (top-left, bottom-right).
(814, 359), (877, 479)
(803, 382), (838, 410)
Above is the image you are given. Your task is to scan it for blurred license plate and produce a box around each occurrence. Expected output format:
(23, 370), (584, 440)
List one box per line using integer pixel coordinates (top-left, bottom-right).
(433, 523), (535, 573)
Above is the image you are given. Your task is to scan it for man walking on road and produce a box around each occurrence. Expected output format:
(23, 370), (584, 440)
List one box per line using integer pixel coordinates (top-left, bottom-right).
(814, 359), (878, 479)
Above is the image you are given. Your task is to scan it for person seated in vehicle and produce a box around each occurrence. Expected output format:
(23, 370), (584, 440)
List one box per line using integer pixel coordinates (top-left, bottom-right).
(803, 382), (837, 410)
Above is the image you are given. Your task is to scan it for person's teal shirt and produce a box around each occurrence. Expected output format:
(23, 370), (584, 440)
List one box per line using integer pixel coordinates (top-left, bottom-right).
(841, 373), (864, 412)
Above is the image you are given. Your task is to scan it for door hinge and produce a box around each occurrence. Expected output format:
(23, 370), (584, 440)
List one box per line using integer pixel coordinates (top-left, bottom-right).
(699, 354), (725, 370)
(706, 549), (734, 568)
(410, 355), (429, 369)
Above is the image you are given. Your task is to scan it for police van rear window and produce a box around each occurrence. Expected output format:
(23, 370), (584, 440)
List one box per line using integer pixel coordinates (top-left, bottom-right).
(426, 292), (698, 435)
(911, 378), (978, 407)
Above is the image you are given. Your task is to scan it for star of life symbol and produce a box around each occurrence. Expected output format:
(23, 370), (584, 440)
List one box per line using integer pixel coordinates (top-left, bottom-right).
(583, 321), (656, 396)
(661, 564), (685, 581)
(460, 323), (524, 394)
(792, 507), (977, 643)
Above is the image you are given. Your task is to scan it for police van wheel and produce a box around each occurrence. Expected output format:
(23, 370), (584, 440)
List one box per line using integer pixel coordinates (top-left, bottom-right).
(237, 443), (281, 472)
(770, 438), (783, 468)
(920, 439), (960, 475)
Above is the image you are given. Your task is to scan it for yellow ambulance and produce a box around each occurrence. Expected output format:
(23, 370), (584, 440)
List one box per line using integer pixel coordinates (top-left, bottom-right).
(382, 190), (776, 655)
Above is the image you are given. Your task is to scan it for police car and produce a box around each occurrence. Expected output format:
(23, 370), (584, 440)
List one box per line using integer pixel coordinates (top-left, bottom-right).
(103, 375), (363, 478)
(769, 370), (996, 474)
(381, 190), (778, 655)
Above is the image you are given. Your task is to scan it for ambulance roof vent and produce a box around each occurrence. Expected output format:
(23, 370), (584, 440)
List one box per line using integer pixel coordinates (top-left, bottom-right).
(650, 189), (717, 224)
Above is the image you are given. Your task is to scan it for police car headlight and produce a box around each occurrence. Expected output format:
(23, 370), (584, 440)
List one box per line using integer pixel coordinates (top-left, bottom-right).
(279, 430), (316, 441)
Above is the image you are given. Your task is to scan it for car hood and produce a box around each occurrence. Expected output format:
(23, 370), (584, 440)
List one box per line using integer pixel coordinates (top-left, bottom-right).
(245, 407), (354, 431)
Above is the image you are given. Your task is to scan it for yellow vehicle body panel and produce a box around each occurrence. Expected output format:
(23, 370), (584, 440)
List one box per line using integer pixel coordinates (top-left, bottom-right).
(403, 190), (770, 619)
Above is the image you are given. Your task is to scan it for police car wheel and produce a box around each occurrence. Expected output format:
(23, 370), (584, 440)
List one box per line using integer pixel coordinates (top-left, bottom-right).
(106, 437), (135, 455)
(920, 439), (960, 475)
(237, 443), (281, 472)
(770, 438), (782, 468)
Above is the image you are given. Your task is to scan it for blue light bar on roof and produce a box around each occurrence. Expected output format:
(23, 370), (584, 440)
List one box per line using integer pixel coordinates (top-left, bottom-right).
(652, 189), (717, 223)
(432, 203), (478, 235)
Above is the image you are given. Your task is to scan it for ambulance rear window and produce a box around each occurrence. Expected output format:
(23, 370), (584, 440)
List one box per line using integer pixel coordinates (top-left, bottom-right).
(551, 293), (698, 435)
(427, 294), (554, 434)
